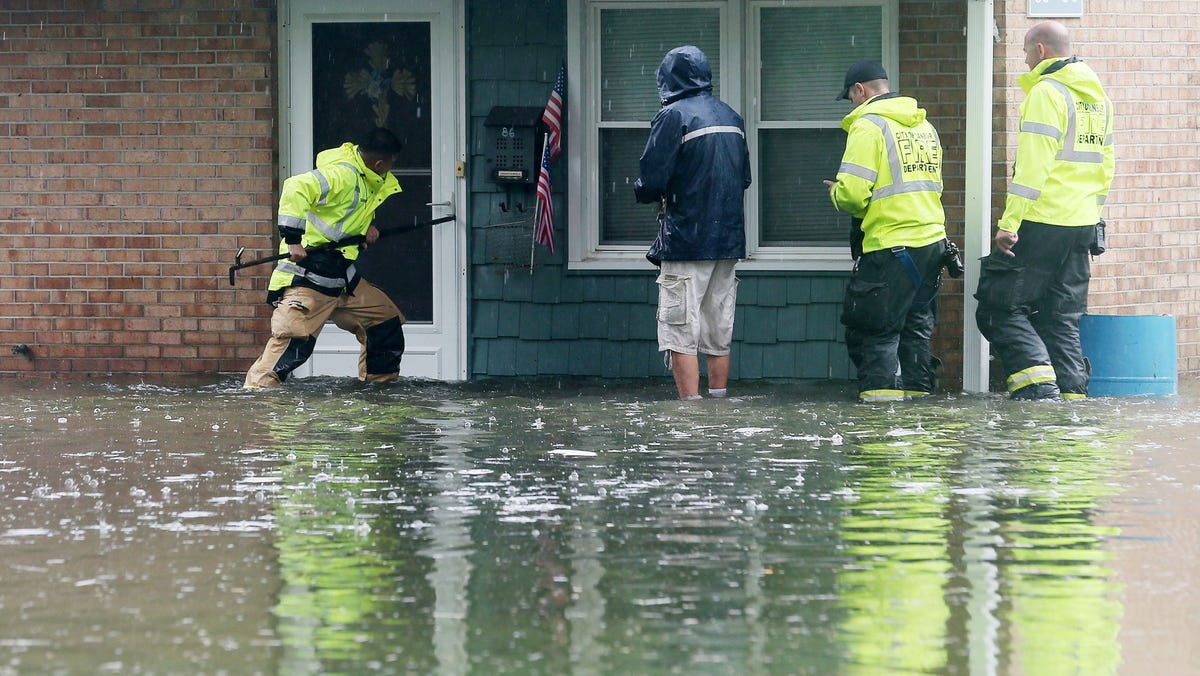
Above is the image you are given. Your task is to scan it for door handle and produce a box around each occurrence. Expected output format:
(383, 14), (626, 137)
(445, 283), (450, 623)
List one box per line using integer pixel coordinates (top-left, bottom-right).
(425, 200), (453, 208)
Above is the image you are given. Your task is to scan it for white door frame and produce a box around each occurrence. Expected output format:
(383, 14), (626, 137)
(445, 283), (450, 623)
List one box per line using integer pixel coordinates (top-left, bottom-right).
(963, 0), (994, 393)
(278, 0), (467, 381)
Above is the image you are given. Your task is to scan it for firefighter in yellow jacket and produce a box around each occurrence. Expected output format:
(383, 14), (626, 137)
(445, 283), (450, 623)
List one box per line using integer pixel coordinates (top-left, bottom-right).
(825, 61), (949, 403)
(975, 21), (1115, 400)
(244, 128), (408, 388)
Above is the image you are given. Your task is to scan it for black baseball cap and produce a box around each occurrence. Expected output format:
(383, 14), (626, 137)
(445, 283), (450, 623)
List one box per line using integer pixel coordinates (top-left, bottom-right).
(837, 60), (889, 100)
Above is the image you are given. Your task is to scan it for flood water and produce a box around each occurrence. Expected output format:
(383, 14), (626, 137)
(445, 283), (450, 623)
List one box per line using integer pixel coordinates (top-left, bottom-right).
(0, 376), (1196, 675)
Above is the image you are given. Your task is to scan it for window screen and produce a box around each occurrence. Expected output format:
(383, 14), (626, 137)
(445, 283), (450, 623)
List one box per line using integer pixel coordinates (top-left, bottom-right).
(757, 4), (883, 246)
(598, 7), (720, 245)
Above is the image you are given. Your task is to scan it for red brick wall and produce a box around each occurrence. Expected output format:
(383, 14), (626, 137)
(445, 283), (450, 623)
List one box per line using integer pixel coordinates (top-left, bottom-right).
(0, 0), (276, 377)
(899, 0), (969, 388)
(995, 1), (1200, 376)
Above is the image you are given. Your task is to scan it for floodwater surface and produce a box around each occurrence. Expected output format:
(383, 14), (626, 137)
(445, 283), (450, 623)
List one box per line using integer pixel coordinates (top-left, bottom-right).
(0, 377), (1197, 675)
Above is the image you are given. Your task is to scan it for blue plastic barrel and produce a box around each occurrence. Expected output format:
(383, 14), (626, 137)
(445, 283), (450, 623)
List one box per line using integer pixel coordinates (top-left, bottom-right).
(1079, 314), (1177, 396)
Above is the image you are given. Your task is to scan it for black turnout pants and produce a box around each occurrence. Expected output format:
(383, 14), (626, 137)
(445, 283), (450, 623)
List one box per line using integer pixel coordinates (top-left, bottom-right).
(842, 240), (946, 397)
(975, 221), (1094, 396)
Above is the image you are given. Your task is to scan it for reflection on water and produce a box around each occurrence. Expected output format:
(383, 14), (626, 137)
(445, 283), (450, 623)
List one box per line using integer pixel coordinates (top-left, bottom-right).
(0, 378), (1197, 674)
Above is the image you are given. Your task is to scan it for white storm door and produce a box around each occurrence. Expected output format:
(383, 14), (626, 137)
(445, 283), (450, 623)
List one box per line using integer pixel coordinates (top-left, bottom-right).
(282, 0), (465, 381)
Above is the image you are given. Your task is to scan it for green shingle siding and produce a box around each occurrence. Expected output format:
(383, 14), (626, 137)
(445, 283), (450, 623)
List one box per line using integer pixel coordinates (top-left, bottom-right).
(519, 303), (554, 340)
(757, 278), (788, 307)
(538, 341), (571, 375)
(496, 303), (521, 338)
(805, 304), (841, 342)
(577, 303), (609, 340)
(762, 342), (797, 378)
(777, 305), (808, 342)
(550, 304), (579, 340)
(741, 306), (778, 345)
(473, 300), (500, 338)
(605, 304), (630, 342)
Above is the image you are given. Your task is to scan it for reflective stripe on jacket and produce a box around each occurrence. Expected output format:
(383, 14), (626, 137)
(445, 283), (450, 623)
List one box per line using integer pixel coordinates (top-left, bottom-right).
(829, 94), (946, 254)
(268, 142), (402, 295)
(999, 57), (1114, 232)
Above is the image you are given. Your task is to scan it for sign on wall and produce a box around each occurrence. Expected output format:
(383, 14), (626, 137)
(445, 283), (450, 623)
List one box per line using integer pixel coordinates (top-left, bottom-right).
(1028, 0), (1083, 18)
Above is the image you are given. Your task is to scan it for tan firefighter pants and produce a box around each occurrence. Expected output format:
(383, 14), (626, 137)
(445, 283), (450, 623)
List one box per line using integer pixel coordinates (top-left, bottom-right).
(244, 282), (406, 388)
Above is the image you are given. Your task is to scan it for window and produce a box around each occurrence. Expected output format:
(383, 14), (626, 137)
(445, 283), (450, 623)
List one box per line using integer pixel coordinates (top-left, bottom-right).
(567, 0), (897, 270)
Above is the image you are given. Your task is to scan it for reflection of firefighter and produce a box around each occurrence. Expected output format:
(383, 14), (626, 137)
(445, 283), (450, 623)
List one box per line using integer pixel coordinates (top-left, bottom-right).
(975, 21), (1115, 400)
(825, 61), (948, 403)
(245, 128), (408, 388)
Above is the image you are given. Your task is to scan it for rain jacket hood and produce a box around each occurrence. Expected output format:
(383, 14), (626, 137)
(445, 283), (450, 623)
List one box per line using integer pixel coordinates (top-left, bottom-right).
(315, 142), (393, 195)
(656, 45), (714, 106)
(1018, 56), (1105, 100)
(840, 94), (927, 132)
(636, 46), (751, 263)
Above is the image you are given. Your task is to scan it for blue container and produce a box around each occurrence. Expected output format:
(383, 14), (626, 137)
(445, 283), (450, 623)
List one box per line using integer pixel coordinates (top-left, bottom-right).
(1079, 314), (1177, 396)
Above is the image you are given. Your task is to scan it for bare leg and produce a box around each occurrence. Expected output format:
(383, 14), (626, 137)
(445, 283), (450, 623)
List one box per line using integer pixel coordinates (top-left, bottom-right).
(706, 354), (730, 391)
(670, 352), (701, 399)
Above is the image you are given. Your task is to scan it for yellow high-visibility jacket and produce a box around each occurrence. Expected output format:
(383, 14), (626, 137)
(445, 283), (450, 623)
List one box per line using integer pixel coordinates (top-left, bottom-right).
(999, 57), (1114, 232)
(829, 94), (946, 254)
(268, 142), (401, 295)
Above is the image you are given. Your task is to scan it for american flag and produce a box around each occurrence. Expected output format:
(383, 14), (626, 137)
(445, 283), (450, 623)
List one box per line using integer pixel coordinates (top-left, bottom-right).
(534, 66), (565, 253)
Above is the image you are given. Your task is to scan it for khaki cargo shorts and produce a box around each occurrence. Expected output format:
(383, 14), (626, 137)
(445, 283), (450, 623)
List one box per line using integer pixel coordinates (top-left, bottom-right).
(656, 259), (738, 356)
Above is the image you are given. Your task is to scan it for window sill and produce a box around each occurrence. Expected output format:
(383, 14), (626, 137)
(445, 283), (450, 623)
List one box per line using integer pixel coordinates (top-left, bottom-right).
(567, 247), (853, 273)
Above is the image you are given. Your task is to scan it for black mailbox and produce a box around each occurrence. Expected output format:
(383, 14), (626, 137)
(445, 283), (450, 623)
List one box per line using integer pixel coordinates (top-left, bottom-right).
(484, 106), (544, 184)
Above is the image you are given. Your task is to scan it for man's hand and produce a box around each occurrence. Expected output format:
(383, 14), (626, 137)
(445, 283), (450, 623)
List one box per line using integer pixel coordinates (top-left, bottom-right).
(287, 243), (307, 262)
(363, 224), (380, 249)
(994, 229), (1018, 257)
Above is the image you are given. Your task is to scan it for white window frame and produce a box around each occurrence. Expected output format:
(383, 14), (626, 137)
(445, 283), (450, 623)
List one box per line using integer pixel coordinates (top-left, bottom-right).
(567, 0), (898, 271)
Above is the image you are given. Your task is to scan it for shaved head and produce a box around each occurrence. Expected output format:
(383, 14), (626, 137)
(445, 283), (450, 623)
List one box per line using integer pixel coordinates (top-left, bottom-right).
(1025, 21), (1071, 58)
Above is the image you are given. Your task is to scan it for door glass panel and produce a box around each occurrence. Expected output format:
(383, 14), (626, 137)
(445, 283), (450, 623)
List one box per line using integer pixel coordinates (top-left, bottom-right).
(311, 22), (434, 321)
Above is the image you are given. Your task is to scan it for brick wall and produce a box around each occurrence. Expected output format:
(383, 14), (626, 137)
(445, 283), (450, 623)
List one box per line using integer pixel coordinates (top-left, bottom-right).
(0, 0), (276, 377)
(899, 0), (969, 388)
(995, 1), (1200, 375)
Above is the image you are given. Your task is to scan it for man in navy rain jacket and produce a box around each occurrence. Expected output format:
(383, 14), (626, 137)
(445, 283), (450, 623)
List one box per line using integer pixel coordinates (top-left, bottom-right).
(635, 45), (751, 400)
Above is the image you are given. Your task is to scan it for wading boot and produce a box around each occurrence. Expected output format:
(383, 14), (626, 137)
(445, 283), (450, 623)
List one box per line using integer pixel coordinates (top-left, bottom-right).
(1010, 382), (1061, 401)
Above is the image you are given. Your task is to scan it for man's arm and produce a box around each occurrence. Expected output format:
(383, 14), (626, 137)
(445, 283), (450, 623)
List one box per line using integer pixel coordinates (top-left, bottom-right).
(827, 122), (880, 217)
(997, 86), (1064, 234)
(277, 171), (325, 244)
(634, 108), (683, 204)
